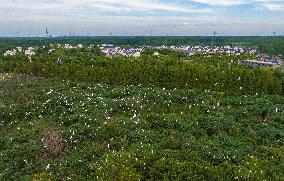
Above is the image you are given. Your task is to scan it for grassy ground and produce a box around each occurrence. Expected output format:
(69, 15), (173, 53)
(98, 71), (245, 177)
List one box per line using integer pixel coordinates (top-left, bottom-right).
(0, 74), (284, 180)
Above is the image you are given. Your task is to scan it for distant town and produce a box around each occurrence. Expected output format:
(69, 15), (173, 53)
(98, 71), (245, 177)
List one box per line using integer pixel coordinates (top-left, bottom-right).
(3, 43), (284, 69)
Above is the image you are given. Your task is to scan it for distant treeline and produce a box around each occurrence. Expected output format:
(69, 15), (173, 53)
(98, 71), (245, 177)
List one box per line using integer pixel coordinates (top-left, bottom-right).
(1, 36), (284, 54)
(1, 58), (283, 95)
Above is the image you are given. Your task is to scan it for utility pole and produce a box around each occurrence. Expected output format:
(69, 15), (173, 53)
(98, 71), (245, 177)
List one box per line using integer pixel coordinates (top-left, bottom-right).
(45, 27), (48, 38)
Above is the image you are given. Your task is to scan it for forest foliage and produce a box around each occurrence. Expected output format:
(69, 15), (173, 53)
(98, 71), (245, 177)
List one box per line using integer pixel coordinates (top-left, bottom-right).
(0, 37), (284, 180)
(0, 55), (284, 95)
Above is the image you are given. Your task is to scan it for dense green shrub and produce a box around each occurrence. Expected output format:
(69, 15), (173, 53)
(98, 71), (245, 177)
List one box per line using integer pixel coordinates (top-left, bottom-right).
(1, 58), (283, 95)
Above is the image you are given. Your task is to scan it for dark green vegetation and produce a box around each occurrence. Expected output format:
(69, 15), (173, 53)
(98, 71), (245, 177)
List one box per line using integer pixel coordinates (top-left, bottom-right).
(0, 74), (283, 180)
(0, 37), (284, 180)
(1, 54), (284, 95)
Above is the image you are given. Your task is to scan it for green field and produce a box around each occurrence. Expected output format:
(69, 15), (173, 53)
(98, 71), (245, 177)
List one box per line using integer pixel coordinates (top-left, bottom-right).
(0, 73), (283, 180)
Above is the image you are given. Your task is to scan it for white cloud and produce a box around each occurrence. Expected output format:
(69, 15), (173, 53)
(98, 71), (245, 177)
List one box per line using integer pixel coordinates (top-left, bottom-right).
(191, 0), (248, 6)
(0, 0), (210, 14)
(191, 0), (284, 9)
(261, 3), (283, 11)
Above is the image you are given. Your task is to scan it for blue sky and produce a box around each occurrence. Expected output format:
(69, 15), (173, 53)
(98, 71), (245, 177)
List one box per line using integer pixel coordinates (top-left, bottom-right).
(0, 0), (284, 36)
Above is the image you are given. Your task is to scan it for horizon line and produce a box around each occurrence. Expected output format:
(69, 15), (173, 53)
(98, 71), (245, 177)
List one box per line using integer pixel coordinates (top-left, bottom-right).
(1, 35), (284, 38)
